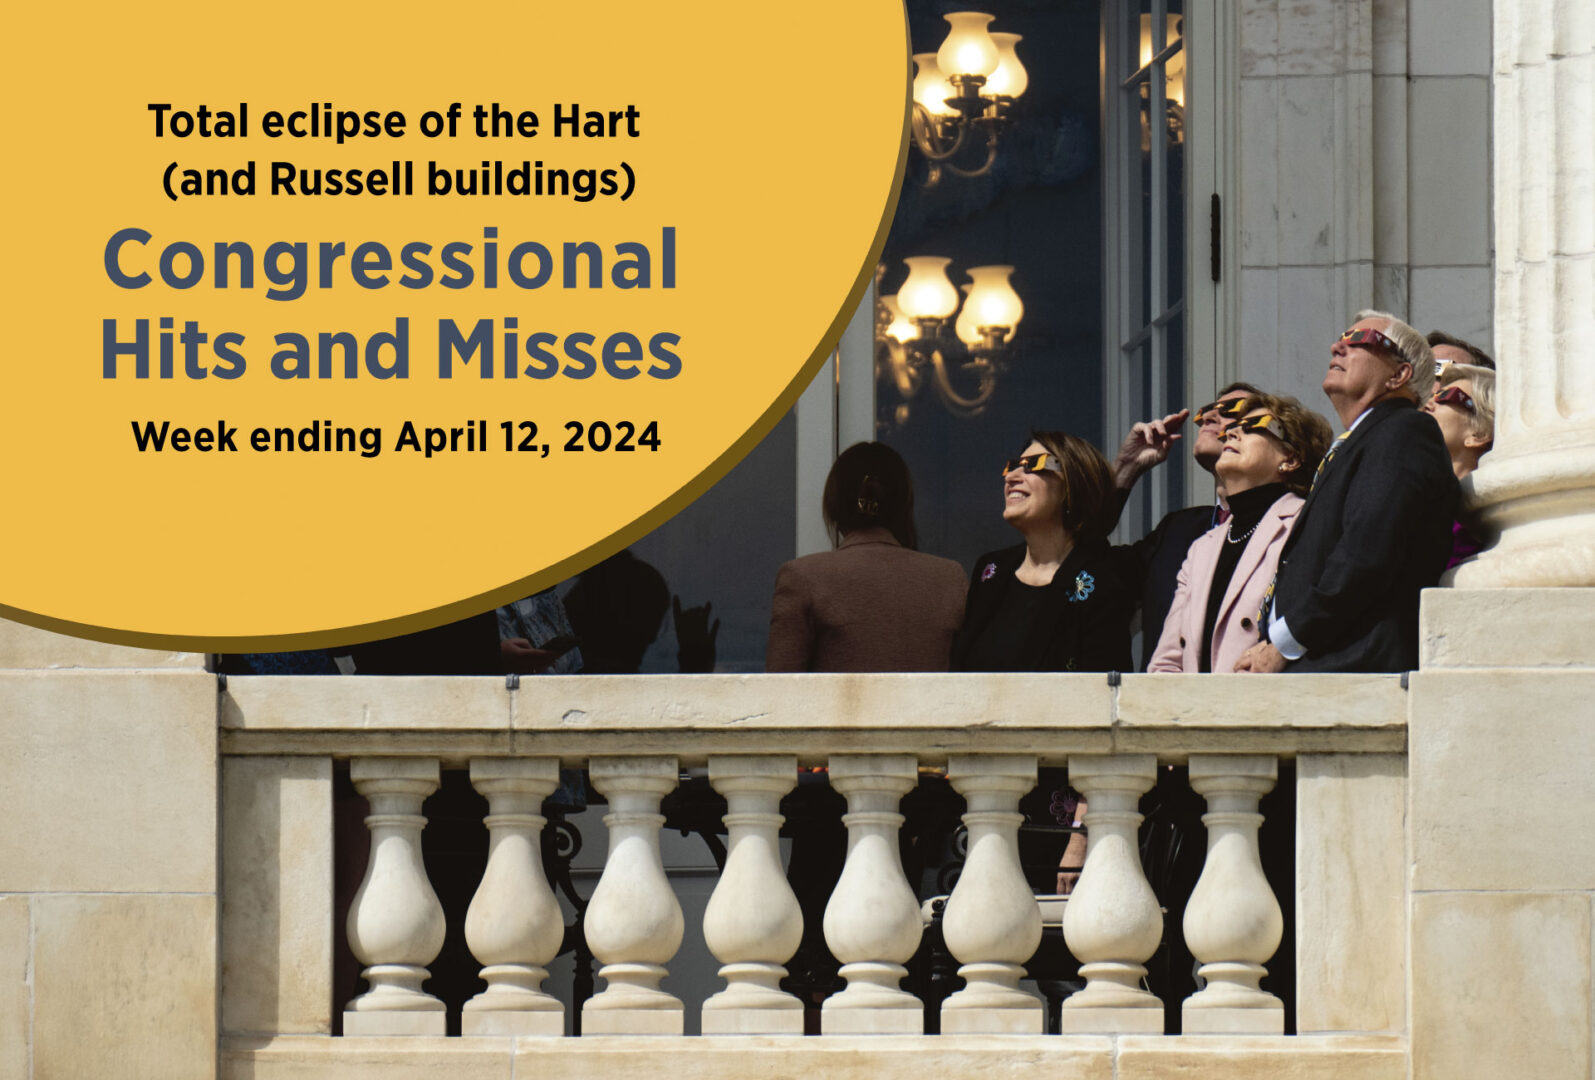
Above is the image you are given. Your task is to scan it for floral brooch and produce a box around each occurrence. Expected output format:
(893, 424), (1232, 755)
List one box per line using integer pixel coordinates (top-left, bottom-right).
(980, 562), (997, 582)
(1068, 570), (1096, 603)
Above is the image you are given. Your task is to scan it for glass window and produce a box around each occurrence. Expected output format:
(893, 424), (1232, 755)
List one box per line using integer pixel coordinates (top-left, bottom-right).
(876, 0), (1106, 575)
(1106, 0), (1189, 537)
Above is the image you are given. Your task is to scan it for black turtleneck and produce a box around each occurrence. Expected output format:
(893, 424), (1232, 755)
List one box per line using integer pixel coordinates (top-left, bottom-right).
(1200, 481), (1291, 673)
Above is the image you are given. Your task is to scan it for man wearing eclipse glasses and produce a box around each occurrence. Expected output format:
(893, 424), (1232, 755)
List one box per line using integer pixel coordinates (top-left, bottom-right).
(1232, 310), (1458, 674)
(1107, 381), (1262, 669)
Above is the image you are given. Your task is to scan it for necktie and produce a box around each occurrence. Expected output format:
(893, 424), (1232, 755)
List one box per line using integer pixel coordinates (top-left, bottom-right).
(1310, 430), (1352, 492)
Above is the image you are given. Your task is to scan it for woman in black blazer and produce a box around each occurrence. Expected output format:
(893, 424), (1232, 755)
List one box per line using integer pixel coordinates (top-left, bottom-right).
(950, 429), (1132, 892)
(951, 430), (1133, 674)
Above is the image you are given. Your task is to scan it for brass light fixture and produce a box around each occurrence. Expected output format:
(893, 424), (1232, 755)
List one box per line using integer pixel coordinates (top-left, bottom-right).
(910, 13), (1029, 186)
(876, 258), (1024, 422)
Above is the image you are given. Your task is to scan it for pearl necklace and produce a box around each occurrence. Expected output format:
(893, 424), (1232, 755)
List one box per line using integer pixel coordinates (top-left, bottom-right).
(1226, 519), (1259, 545)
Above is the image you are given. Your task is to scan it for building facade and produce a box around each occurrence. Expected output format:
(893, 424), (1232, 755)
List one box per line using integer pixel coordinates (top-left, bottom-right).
(3, 0), (1592, 1077)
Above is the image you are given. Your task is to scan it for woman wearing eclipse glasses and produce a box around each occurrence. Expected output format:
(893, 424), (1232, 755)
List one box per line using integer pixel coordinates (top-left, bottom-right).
(950, 430), (1133, 893)
(950, 430), (1133, 674)
(1149, 394), (1333, 674)
(1422, 362), (1496, 567)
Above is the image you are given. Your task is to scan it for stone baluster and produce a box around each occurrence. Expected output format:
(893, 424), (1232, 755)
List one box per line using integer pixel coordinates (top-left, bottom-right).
(461, 757), (565, 1036)
(343, 757), (447, 1035)
(940, 754), (1044, 1033)
(701, 754), (805, 1034)
(581, 756), (685, 1035)
(1059, 754), (1164, 1033)
(1451, 0), (1595, 586)
(821, 753), (924, 1034)
(1181, 754), (1284, 1033)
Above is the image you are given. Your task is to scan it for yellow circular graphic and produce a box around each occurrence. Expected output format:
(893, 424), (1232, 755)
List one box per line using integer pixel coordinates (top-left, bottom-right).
(0, 1), (909, 648)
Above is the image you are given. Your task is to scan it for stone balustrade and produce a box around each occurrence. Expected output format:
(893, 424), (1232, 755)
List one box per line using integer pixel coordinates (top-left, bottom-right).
(216, 672), (1409, 1077)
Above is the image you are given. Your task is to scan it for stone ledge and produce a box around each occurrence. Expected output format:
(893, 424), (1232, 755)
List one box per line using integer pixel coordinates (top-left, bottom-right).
(1117, 1035), (1407, 1080)
(0, 617), (207, 670)
(221, 673), (1407, 764)
(1114, 674), (1406, 759)
(1421, 588), (1595, 668)
(222, 1033), (1404, 1080)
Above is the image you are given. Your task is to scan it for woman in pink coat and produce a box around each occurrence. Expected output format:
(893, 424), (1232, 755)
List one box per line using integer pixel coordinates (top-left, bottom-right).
(1150, 394), (1333, 673)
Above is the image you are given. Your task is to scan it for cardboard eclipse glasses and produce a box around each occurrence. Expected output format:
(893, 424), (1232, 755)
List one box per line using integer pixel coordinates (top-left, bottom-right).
(1002, 453), (1065, 477)
(1223, 412), (1293, 447)
(1194, 396), (1251, 424)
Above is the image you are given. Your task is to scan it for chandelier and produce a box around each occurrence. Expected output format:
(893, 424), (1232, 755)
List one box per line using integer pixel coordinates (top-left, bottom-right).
(875, 257), (1024, 423)
(911, 13), (1029, 186)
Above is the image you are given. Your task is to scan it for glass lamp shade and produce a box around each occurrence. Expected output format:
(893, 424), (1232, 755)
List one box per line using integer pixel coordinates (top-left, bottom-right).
(937, 12), (1000, 80)
(912, 53), (957, 117)
(880, 295), (921, 344)
(1139, 13), (1184, 68)
(898, 257), (960, 320)
(956, 265), (1023, 345)
(986, 33), (1027, 98)
(1166, 47), (1187, 107)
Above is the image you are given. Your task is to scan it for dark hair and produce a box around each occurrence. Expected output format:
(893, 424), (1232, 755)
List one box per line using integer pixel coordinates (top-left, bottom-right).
(1237, 393), (1335, 496)
(1027, 430), (1117, 542)
(1219, 380), (1264, 398)
(562, 550), (671, 673)
(823, 442), (918, 549)
(1426, 330), (1496, 370)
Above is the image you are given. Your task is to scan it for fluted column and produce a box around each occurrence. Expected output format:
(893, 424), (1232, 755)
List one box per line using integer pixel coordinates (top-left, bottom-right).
(701, 754), (805, 1034)
(940, 754), (1044, 1034)
(462, 757), (565, 1036)
(1059, 754), (1164, 1033)
(581, 756), (685, 1035)
(821, 753), (923, 1034)
(343, 757), (446, 1035)
(1452, 0), (1595, 586)
(1182, 755), (1284, 1033)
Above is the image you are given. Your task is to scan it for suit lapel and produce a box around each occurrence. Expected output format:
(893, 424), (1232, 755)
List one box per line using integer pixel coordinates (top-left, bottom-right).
(1281, 401), (1404, 554)
(962, 547), (1024, 647)
(1217, 499), (1299, 626)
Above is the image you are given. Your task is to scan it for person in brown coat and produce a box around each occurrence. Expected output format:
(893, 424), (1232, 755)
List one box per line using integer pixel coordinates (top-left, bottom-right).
(766, 442), (966, 672)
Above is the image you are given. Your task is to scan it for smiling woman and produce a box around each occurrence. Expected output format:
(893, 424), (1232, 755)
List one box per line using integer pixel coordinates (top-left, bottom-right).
(950, 430), (1132, 674)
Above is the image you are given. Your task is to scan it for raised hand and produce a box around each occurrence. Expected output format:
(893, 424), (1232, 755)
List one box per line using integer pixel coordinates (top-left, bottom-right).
(1113, 408), (1191, 488)
(673, 594), (721, 673)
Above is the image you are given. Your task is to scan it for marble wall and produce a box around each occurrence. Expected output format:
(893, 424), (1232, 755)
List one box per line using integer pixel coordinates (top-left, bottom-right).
(1235, 0), (1495, 409)
(0, 645), (217, 1080)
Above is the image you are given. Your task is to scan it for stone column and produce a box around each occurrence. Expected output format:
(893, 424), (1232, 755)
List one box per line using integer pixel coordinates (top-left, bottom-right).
(343, 757), (447, 1035)
(581, 756), (685, 1035)
(821, 753), (924, 1034)
(1059, 754), (1164, 1033)
(701, 754), (805, 1034)
(461, 757), (565, 1036)
(1182, 755), (1284, 1033)
(1452, 0), (1595, 587)
(939, 754), (1044, 1034)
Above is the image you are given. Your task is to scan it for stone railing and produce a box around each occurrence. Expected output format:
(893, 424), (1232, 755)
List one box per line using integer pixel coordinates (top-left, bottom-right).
(218, 673), (1409, 1080)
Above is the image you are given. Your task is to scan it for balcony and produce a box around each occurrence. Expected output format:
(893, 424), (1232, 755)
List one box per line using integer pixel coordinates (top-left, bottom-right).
(215, 672), (1408, 1080)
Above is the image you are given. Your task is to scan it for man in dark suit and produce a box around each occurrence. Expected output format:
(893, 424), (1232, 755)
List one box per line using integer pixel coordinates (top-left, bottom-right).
(1234, 311), (1458, 673)
(1109, 382), (1261, 668)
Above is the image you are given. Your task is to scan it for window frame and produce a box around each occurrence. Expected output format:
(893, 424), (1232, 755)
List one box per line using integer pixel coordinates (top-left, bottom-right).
(1101, 0), (1239, 539)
